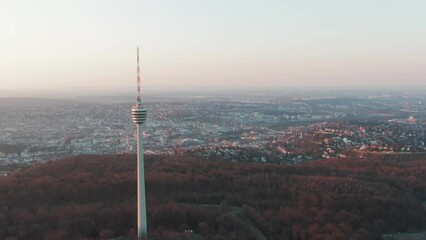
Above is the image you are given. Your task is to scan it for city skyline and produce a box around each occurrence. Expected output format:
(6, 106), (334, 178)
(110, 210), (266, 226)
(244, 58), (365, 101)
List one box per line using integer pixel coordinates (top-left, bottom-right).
(1, 0), (426, 95)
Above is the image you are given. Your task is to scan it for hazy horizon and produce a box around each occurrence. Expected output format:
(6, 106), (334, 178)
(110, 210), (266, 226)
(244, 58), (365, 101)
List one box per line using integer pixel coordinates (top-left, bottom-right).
(1, 0), (425, 94)
(1, 84), (425, 101)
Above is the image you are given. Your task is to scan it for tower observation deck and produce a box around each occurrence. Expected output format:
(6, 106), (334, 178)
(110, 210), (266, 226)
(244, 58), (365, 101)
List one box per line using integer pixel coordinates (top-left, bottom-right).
(132, 98), (147, 124)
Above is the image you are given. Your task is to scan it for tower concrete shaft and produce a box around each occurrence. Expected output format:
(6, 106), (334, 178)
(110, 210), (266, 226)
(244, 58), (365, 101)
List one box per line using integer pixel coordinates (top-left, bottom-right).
(137, 123), (147, 239)
(133, 103), (147, 239)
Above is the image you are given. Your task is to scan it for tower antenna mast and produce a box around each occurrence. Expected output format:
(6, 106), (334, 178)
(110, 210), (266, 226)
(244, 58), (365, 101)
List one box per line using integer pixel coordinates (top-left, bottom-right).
(137, 46), (141, 100)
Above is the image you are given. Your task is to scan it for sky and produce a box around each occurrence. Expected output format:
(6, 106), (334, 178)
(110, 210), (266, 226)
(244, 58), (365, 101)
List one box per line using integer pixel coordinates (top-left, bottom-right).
(0, 0), (425, 96)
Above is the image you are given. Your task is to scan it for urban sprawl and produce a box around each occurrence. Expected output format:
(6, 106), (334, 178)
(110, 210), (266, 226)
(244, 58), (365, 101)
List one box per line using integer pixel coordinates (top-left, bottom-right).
(0, 94), (425, 175)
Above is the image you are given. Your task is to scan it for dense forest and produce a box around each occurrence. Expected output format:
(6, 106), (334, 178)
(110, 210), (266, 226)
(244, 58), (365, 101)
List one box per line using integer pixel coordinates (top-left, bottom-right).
(0, 153), (425, 240)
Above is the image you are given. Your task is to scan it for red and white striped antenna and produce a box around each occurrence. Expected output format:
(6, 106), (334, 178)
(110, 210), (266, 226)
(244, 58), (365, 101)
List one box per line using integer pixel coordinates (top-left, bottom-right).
(137, 46), (141, 100)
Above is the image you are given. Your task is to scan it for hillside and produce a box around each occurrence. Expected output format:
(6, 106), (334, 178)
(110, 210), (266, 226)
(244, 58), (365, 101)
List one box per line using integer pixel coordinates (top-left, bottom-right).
(0, 154), (425, 240)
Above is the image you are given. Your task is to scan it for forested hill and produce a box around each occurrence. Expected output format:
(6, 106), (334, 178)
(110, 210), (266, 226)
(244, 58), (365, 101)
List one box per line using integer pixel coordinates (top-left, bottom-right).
(0, 154), (425, 240)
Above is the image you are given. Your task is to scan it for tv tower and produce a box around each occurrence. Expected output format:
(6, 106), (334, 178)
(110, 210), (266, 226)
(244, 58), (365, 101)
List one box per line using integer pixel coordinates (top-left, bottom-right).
(131, 46), (148, 239)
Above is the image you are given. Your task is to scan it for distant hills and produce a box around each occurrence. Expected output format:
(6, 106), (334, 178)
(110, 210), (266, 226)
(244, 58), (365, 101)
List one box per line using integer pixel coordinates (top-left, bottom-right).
(0, 97), (78, 108)
(0, 154), (425, 240)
